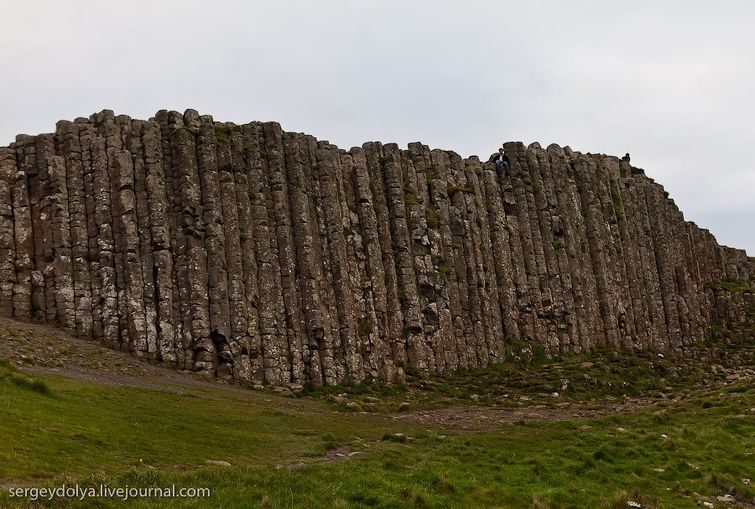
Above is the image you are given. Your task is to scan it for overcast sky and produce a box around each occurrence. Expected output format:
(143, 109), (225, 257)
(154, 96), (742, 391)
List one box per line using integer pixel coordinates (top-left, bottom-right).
(1, 0), (753, 254)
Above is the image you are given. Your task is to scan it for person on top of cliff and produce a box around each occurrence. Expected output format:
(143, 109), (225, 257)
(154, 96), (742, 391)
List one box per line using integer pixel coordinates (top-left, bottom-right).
(622, 153), (631, 163)
(492, 148), (510, 177)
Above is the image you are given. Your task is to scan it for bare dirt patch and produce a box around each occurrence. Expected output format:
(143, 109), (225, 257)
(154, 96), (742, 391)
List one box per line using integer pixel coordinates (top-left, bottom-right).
(385, 398), (669, 431)
(0, 317), (256, 398)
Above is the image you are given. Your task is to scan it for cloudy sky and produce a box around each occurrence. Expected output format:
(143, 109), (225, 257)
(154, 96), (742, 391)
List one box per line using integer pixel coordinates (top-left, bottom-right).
(2, 0), (753, 254)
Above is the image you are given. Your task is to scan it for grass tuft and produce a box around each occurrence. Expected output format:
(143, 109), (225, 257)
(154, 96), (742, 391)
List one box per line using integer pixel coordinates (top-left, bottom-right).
(0, 359), (51, 395)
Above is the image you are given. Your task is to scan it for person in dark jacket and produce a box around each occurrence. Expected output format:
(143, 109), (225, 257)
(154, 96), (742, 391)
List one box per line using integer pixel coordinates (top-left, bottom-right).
(493, 148), (510, 176)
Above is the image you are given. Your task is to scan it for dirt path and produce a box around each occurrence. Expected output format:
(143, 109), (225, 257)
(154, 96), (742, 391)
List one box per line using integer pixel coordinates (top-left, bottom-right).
(384, 398), (669, 431)
(0, 317), (262, 399)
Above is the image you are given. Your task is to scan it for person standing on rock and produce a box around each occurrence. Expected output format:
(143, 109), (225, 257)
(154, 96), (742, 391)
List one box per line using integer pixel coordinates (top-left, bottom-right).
(493, 148), (511, 176)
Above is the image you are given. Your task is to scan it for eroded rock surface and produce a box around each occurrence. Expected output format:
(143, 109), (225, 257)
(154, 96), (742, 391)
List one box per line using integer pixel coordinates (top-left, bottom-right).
(0, 110), (752, 385)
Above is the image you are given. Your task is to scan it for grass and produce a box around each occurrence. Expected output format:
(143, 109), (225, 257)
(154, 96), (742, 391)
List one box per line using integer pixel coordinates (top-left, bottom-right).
(174, 126), (199, 136)
(425, 206), (439, 230)
(0, 324), (753, 508)
(0, 368), (398, 483)
(611, 188), (622, 211)
(0, 366), (752, 508)
(0, 359), (50, 395)
(358, 320), (373, 337)
(214, 125), (231, 143)
(446, 183), (474, 197)
(706, 280), (754, 294)
(301, 330), (754, 414)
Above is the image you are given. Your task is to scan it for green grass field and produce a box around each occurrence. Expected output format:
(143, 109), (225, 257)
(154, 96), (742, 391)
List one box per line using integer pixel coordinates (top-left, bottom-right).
(1, 352), (753, 508)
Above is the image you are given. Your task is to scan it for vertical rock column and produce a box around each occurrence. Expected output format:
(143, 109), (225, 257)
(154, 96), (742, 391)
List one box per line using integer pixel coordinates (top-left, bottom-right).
(428, 150), (463, 370)
(591, 157), (632, 348)
(644, 181), (683, 349)
(11, 138), (34, 320)
(526, 146), (568, 353)
(625, 171), (668, 350)
(228, 125), (260, 381)
(58, 121), (94, 339)
(239, 123), (279, 382)
(364, 142), (408, 377)
(612, 166), (646, 347)
(158, 111), (194, 368)
(382, 144), (429, 372)
(293, 134), (340, 382)
(604, 157), (642, 347)
(338, 148), (388, 379)
(170, 120), (212, 372)
(110, 148), (148, 354)
(242, 123), (292, 385)
(475, 162), (505, 359)
(86, 121), (120, 347)
(547, 146), (599, 350)
(99, 112), (132, 351)
(261, 124), (312, 384)
(45, 154), (75, 331)
(215, 122), (252, 381)
(503, 143), (546, 350)
(316, 143), (365, 381)
(347, 147), (396, 380)
(684, 225), (714, 336)
(406, 143), (445, 373)
(0, 148), (16, 316)
(196, 116), (232, 376)
(446, 153), (477, 366)
(80, 123), (102, 341)
(667, 206), (702, 346)
(463, 156), (504, 361)
(571, 154), (619, 348)
(611, 160), (651, 349)
(142, 121), (177, 363)
(681, 221), (709, 345)
(481, 161), (521, 346)
(27, 135), (52, 322)
(540, 146), (580, 351)
(126, 120), (159, 357)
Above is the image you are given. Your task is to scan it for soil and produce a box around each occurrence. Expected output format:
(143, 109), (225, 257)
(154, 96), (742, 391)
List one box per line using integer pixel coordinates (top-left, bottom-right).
(0, 317), (253, 397)
(1, 317), (752, 433)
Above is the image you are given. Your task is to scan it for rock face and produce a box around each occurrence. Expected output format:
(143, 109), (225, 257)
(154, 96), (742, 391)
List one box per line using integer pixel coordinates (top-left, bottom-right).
(0, 110), (752, 384)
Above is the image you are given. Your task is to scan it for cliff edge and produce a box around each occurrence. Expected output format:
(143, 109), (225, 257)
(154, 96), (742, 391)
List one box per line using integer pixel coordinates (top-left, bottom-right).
(0, 109), (752, 385)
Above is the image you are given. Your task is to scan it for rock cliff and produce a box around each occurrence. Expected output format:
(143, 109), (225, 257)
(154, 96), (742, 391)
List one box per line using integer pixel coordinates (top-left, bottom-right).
(0, 110), (752, 385)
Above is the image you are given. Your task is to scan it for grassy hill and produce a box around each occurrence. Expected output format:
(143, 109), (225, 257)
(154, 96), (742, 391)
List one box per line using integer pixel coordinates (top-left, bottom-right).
(0, 319), (753, 508)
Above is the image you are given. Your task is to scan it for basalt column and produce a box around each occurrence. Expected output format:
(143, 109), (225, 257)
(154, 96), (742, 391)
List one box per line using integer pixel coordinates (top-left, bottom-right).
(1, 109), (752, 386)
(0, 148), (17, 317)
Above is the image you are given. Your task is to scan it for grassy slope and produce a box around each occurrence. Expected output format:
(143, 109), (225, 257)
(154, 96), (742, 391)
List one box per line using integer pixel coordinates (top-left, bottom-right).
(1, 357), (753, 508)
(308, 343), (754, 414)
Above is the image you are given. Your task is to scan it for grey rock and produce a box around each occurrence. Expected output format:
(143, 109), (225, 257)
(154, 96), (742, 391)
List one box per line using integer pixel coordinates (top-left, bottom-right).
(204, 459), (232, 467)
(2, 109), (752, 386)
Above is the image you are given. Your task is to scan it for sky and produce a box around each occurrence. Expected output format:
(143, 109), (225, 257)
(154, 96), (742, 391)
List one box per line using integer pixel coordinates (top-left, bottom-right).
(1, 0), (753, 255)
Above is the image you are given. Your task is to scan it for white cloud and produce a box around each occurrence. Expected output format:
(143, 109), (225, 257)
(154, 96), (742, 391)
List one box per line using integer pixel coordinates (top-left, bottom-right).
(1, 0), (753, 253)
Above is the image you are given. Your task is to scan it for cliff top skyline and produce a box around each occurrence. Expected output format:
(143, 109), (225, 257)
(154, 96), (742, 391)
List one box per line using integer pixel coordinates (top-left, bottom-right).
(1, 0), (753, 254)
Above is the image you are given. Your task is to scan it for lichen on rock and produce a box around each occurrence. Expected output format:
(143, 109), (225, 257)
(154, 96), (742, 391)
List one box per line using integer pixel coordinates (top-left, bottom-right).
(0, 110), (751, 385)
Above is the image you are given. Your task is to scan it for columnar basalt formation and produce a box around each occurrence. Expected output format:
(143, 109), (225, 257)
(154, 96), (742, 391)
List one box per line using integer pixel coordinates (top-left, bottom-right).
(1, 110), (752, 385)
